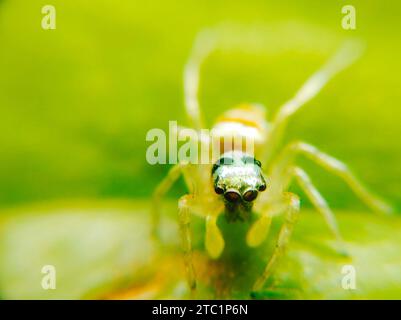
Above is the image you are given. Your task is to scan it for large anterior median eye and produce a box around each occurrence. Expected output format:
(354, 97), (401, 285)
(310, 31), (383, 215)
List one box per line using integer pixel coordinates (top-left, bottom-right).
(243, 189), (258, 202)
(258, 183), (266, 191)
(214, 186), (224, 194)
(218, 157), (234, 165)
(224, 190), (241, 203)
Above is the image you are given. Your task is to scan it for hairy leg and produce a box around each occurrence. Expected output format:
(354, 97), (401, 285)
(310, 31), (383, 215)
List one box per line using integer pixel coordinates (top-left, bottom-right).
(272, 141), (392, 214)
(152, 163), (186, 238)
(263, 42), (363, 164)
(179, 193), (224, 290)
(291, 166), (347, 254)
(253, 192), (300, 291)
(184, 30), (217, 130)
(178, 195), (197, 290)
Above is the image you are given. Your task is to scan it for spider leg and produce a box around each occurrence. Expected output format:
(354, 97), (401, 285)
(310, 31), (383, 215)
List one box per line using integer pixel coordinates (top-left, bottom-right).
(275, 141), (392, 214)
(253, 192), (300, 291)
(151, 123), (210, 238)
(178, 194), (224, 290)
(263, 42), (363, 163)
(178, 195), (197, 290)
(290, 166), (347, 255)
(152, 163), (187, 239)
(184, 30), (217, 130)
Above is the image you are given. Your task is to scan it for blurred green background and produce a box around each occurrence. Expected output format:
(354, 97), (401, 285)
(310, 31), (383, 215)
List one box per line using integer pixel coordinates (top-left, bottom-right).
(0, 0), (400, 209)
(0, 0), (400, 299)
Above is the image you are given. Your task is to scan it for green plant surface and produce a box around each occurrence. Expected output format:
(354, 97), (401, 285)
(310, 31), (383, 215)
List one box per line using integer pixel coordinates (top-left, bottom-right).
(0, 0), (400, 210)
(0, 0), (400, 300)
(0, 200), (400, 299)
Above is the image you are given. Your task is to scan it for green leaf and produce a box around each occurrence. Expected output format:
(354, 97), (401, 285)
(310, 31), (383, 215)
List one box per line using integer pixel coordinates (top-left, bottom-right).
(0, 200), (400, 299)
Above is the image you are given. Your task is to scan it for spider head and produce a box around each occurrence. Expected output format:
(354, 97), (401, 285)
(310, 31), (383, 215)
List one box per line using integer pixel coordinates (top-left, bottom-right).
(212, 151), (267, 220)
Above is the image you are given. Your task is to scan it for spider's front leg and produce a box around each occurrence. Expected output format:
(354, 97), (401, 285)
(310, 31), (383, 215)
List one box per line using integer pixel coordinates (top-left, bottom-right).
(178, 193), (224, 291)
(252, 192), (300, 292)
(178, 195), (197, 290)
(152, 163), (187, 239)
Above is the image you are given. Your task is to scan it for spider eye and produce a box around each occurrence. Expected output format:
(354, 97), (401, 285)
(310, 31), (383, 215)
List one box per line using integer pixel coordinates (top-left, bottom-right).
(242, 156), (262, 168)
(243, 189), (258, 202)
(214, 186), (224, 194)
(258, 183), (266, 192)
(218, 157), (234, 165)
(224, 191), (241, 203)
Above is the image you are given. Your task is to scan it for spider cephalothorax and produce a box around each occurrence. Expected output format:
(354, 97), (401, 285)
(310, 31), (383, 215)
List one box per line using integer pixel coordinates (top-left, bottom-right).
(212, 151), (267, 222)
